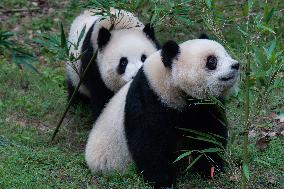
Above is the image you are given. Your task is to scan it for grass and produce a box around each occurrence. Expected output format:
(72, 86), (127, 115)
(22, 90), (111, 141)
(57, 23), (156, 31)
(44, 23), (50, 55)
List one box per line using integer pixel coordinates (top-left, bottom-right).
(0, 0), (283, 188)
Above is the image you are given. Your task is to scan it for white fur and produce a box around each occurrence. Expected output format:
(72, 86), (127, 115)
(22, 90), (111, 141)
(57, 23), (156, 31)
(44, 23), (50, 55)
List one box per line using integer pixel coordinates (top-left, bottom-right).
(85, 82), (132, 172)
(65, 8), (156, 95)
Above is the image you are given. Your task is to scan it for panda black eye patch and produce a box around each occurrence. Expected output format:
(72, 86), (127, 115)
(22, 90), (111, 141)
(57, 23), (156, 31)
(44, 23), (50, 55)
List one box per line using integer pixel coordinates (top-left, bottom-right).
(206, 55), (217, 70)
(141, 54), (147, 62)
(117, 57), (128, 75)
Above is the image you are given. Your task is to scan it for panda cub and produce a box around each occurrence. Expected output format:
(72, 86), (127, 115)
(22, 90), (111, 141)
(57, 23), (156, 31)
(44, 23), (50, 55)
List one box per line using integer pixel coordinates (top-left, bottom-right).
(85, 37), (239, 188)
(66, 9), (159, 120)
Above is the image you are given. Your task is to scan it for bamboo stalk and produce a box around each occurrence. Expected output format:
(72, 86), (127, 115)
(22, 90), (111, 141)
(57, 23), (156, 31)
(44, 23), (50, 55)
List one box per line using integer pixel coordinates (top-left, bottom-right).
(51, 51), (97, 141)
(242, 3), (251, 189)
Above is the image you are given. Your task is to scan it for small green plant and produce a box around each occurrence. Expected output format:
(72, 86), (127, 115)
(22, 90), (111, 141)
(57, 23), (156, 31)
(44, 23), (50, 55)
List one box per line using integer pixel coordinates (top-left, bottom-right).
(34, 23), (93, 140)
(200, 1), (283, 188)
(0, 31), (14, 50)
(174, 128), (227, 173)
(0, 30), (38, 72)
(86, 0), (194, 29)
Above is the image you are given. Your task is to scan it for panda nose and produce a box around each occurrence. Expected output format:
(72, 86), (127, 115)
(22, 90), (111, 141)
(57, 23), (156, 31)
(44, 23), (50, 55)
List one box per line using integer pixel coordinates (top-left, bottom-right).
(231, 62), (240, 70)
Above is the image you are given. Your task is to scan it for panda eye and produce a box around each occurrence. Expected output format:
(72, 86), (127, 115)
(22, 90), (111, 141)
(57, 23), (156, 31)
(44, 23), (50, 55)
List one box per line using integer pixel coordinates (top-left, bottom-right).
(141, 54), (147, 62)
(206, 55), (217, 70)
(117, 57), (128, 75)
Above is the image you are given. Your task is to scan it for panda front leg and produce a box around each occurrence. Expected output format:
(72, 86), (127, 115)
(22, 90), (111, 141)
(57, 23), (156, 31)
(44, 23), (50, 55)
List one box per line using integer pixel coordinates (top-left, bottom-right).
(88, 89), (106, 121)
(82, 64), (113, 122)
(134, 151), (175, 188)
(127, 133), (176, 188)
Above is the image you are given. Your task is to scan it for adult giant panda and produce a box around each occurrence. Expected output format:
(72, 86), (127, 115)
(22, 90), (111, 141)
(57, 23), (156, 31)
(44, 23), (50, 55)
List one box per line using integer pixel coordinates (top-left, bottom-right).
(66, 9), (159, 120)
(85, 37), (240, 188)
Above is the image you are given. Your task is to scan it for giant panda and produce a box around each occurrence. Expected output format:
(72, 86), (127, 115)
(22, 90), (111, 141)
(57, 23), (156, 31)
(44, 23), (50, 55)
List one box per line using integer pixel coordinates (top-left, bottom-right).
(85, 36), (240, 188)
(66, 8), (159, 120)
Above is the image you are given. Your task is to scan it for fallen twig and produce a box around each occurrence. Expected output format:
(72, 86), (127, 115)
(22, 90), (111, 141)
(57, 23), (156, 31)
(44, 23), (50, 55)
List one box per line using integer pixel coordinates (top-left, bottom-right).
(0, 8), (40, 14)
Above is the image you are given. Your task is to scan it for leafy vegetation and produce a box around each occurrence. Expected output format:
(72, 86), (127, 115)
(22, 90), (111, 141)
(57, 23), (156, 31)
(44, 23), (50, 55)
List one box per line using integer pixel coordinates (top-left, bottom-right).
(0, 30), (37, 72)
(0, 0), (283, 188)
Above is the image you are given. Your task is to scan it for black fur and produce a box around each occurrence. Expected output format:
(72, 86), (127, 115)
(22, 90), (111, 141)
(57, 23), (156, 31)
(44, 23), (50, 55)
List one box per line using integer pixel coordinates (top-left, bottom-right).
(199, 33), (209, 39)
(143, 23), (160, 49)
(117, 57), (128, 75)
(124, 69), (228, 188)
(80, 23), (114, 121)
(97, 27), (111, 49)
(161, 41), (180, 68)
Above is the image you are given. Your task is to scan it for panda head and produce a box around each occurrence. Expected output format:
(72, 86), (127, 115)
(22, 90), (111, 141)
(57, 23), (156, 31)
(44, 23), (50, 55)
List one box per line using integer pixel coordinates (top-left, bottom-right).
(96, 24), (159, 91)
(162, 38), (239, 99)
(144, 37), (239, 108)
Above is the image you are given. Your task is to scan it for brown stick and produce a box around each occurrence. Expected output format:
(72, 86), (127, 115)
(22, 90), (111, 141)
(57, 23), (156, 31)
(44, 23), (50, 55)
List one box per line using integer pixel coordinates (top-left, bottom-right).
(0, 8), (40, 14)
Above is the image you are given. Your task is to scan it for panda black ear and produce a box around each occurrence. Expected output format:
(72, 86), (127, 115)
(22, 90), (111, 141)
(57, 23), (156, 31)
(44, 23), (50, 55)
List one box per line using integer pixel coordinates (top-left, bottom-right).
(143, 23), (155, 40)
(161, 40), (180, 68)
(143, 23), (160, 49)
(199, 33), (209, 39)
(97, 27), (111, 49)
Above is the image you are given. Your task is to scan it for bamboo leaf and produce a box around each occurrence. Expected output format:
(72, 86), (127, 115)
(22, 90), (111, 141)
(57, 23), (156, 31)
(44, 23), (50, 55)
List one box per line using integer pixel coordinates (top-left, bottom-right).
(201, 148), (223, 153)
(257, 24), (276, 34)
(173, 151), (191, 163)
(186, 136), (223, 148)
(208, 96), (226, 110)
(264, 7), (275, 23)
(242, 163), (250, 180)
(237, 25), (248, 37)
(255, 159), (271, 166)
(267, 39), (276, 60)
(242, 4), (249, 17)
(134, 0), (142, 9)
(12, 53), (39, 73)
(248, 0), (253, 10)
(177, 16), (193, 26)
(179, 128), (225, 140)
(60, 22), (68, 55)
(150, 8), (158, 24)
(185, 154), (203, 171)
(0, 31), (14, 38)
(205, 0), (212, 9)
(77, 25), (86, 48)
